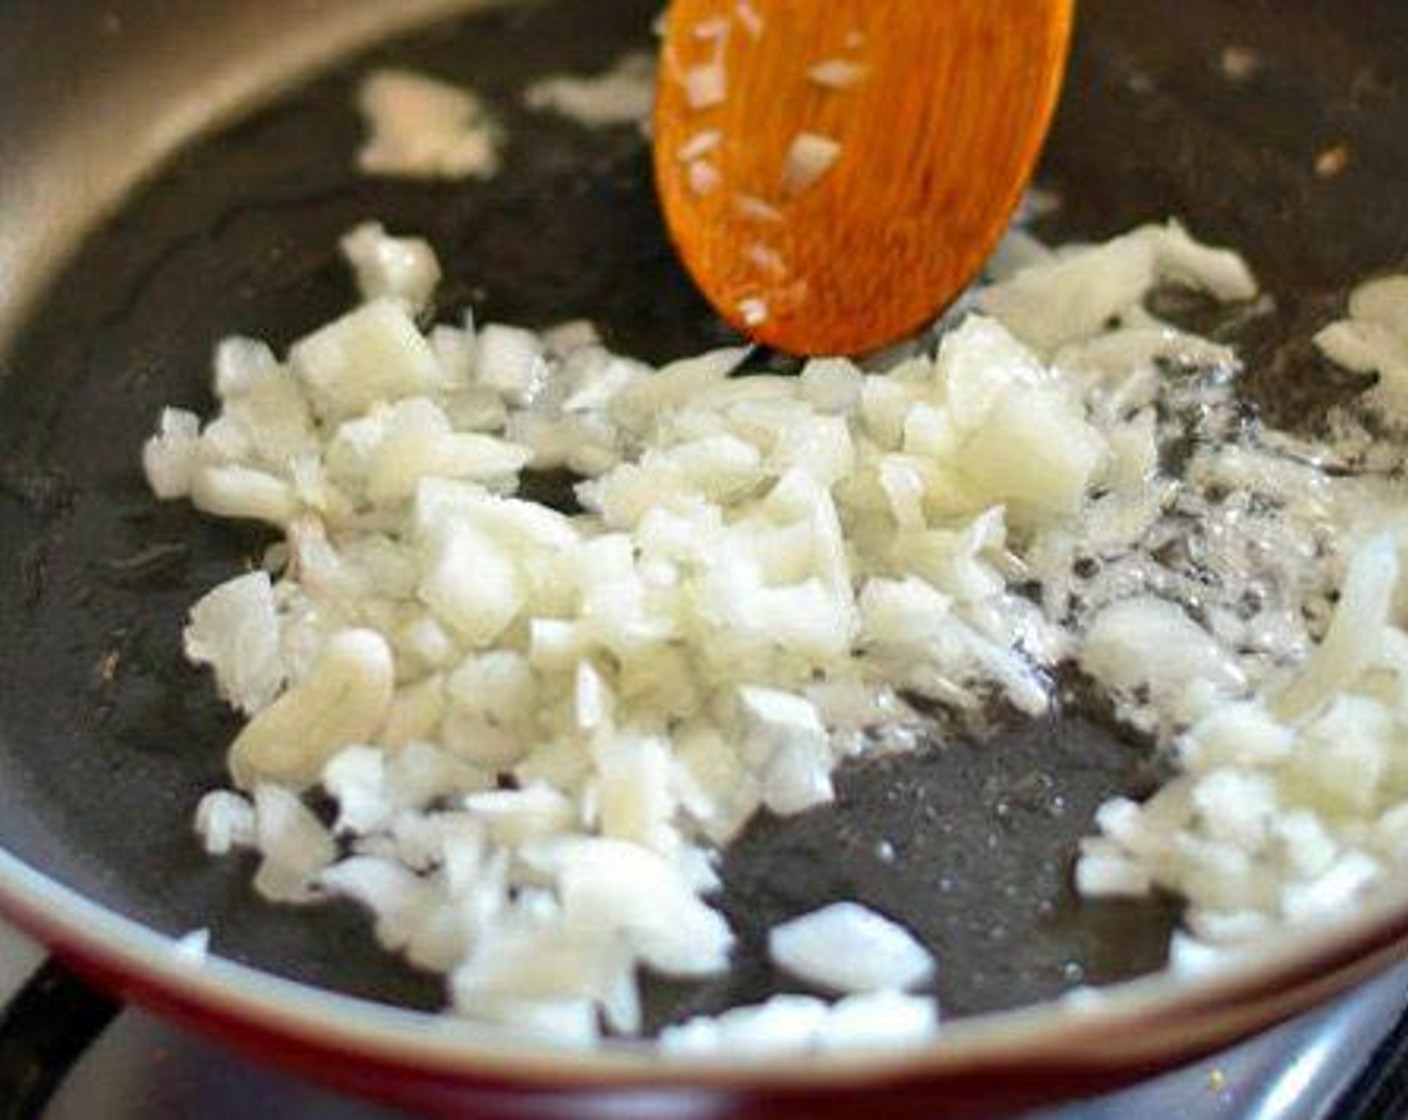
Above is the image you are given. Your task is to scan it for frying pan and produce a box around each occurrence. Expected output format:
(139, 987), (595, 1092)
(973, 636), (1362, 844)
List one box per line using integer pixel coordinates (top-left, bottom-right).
(1, 0), (1407, 1114)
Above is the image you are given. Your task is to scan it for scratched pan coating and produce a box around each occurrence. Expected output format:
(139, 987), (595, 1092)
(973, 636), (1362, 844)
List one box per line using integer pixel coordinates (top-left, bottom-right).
(0, 0), (1405, 1027)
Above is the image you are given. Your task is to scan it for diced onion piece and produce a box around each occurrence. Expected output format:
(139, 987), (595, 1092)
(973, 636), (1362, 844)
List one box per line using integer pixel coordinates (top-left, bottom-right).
(340, 222), (442, 315)
(1082, 597), (1246, 727)
(692, 16), (731, 41)
(817, 992), (940, 1051)
(464, 786), (574, 846)
(292, 299), (443, 419)
(356, 68), (501, 181)
(1316, 275), (1408, 425)
(660, 995), (830, 1056)
(552, 838), (733, 976)
(782, 132), (841, 197)
(737, 297), (768, 326)
(142, 408), (202, 499)
(191, 465), (298, 527)
(1281, 851), (1383, 923)
(173, 929), (211, 963)
(744, 242), (787, 278)
(678, 129), (723, 162)
(460, 996), (600, 1048)
(418, 519), (525, 648)
(229, 630), (395, 791)
(956, 388), (1107, 524)
(978, 221), (1257, 354)
(684, 63), (727, 110)
(523, 52), (656, 128)
(195, 790), (255, 855)
(184, 572), (284, 714)
(318, 856), (440, 953)
(1076, 852), (1153, 898)
(323, 746), (394, 835)
(734, 0), (765, 40)
(768, 902), (934, 994)
(687, 159), (723, 197)
(807, 59), (867, 90)
(252, 784), (336, 902)
(735, 193), (784, 223)
(1273, 535), (1399, 721)
(475, 323), (547, 406)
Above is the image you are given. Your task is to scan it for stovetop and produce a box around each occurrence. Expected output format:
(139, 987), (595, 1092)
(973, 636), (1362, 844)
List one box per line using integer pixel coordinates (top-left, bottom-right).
(0, 920), (1402, 1118)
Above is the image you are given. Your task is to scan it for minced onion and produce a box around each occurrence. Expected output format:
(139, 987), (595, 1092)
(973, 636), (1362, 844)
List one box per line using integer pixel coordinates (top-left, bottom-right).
(356, 69), (502, 181)
(151, 212), (1408, 1050)
(807, 59), (867, 91)
(782, 132), (841, 197)
(523, 52), (657, 129)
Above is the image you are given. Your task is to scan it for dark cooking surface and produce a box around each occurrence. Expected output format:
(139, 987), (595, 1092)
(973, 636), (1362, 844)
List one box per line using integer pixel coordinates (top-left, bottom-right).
(0, 0), (1405, 1025)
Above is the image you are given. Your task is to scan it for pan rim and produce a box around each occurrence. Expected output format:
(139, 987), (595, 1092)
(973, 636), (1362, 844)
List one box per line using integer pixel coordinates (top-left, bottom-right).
(1, 840), (1407, 1090)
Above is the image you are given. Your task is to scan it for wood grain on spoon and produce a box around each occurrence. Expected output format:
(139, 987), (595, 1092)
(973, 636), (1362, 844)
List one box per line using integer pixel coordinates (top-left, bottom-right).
(654, 0), (1076, 356)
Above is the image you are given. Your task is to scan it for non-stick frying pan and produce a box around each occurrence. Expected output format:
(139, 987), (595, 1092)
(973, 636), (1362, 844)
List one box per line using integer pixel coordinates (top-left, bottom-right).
(1, 0), (1407, 1114)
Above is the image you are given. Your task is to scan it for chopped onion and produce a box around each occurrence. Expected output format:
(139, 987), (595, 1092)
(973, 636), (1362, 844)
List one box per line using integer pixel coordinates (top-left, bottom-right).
(737, 297), (769, 326)
(734, 0), (765, 40)
(251, 784), (336, 903)
(734, 193), (784, 223)
(807, 59), (867, 90)
(173, 928), (211, 963)
(684, 63), (727, 110)
(523, 52), (656, 129)
(768, 903), (934, 994)
(184, 572), (284, 714)
(692, 16), (731, 41)
(744, 242), (787, 278)
(142, 408), (201, 499)
(356, 68), (501, 181)
(153, 209), (1408, 1051)
(687, 159), (723, 197)
(1272, 535), (1398, 722)
(195, 790), (255, 856)
(782, 132), (842, 197)
(340, 222), (441, 315)
(678, 129), (723, 162)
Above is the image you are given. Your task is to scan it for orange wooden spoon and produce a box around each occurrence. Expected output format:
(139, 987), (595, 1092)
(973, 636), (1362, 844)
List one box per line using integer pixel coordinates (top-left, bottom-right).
(654, 0), (1075, 356)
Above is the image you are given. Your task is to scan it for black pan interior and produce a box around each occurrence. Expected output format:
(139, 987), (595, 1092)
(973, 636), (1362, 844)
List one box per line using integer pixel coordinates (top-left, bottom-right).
(0, 0), (1406, 1027)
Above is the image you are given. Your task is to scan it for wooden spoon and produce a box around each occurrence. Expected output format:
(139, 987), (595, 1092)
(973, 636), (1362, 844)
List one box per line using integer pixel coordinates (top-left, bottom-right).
(654, 0), (1075, 356)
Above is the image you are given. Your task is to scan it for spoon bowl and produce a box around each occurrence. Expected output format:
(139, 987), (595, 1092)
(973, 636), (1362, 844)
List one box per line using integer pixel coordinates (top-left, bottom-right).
(654, 0), (1076, 355)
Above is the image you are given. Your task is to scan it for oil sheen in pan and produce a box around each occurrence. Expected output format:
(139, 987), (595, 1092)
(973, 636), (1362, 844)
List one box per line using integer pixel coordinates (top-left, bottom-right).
(1, 0), (1406, 1029)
